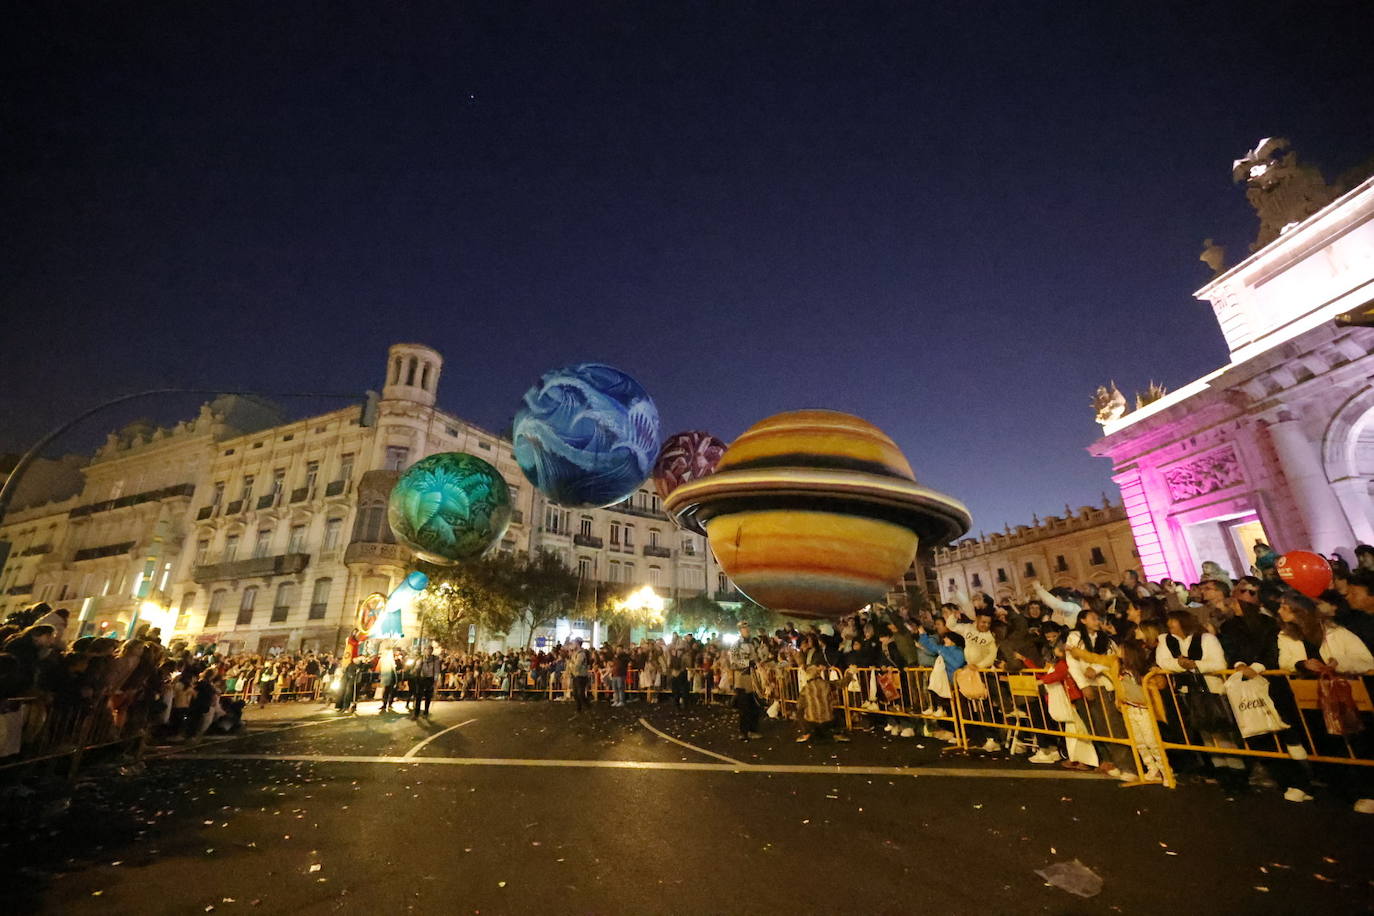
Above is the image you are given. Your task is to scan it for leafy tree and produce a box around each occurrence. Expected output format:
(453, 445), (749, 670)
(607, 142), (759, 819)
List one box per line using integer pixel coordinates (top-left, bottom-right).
(507, 549), (580, 646)
(414, 555), (522, 647)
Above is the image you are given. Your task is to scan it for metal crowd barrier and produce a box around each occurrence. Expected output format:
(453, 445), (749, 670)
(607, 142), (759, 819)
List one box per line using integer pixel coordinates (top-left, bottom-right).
(0, 694), (148, 779)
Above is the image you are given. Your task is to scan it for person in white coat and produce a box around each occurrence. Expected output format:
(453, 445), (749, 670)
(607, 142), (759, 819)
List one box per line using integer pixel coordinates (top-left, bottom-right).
(1156, 609), (1248, 788)
(1065, 609), (1134, 778)
(1277, 597), (1374, 675)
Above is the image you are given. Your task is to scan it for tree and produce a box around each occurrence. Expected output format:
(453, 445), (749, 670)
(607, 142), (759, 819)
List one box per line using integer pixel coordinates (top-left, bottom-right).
(415, 555), (522, 648)
(507, 549), (580, 646)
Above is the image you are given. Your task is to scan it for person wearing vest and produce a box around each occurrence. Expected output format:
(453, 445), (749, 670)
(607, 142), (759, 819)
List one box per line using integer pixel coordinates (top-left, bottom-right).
(729, 621), (769, 739)
(412, 645), (440, 718)
(1065, 609), (1135, 778)
(567, 639), (590, 715)
(1156, 610), (1247, 791)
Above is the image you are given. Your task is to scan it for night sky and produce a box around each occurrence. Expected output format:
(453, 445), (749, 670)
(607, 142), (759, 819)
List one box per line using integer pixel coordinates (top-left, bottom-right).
(4, 3), (1372, 534)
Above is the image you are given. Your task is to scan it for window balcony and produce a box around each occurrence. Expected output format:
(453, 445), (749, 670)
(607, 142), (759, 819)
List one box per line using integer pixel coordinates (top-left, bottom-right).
(256, 494), (278, 510)
(6, 583), (34, 596)
(67, 482), (196, 518)
(642, 544), (672, 558)
(196, 505), (217, 521)
(510, 509), (524, 525)
(324, 480), (347, 497)
(573, 533), (604, 549)
(343, 542), (410, 565)
(713, 589), (742, 602)
(192, 552), (311, 584)
(225, 499), (245, 515)
(18, 544), (52, 557)
(289, 487), (311, 504)
(73, 541), (137, 562)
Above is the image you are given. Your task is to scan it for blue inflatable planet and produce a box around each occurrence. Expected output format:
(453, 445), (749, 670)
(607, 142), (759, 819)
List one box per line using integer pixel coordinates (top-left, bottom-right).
(513, 362), (661, 508)
(388, 452), (512, 565)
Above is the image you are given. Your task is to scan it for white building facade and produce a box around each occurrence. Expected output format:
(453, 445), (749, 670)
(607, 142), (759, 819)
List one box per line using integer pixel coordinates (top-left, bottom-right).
(1093, 170), (1374, 582)
(1, 343), (734, 652)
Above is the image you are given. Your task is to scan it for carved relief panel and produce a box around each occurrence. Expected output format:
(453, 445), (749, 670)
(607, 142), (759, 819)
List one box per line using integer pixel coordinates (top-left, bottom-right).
(1162, 445), (1245, 502)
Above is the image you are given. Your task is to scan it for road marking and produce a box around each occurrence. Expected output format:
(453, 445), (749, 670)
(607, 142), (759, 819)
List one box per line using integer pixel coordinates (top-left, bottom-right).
(161, 752), (1100, 779)
(637, 717), (747, 766)
(403, 718), (477, 758)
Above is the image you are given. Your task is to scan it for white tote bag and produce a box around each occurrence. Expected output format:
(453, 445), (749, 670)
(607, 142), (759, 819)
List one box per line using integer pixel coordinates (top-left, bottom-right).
(928, 657), (951, 700)
(1043, 682), (1074, 724)
(1224, 672), (1289, 738)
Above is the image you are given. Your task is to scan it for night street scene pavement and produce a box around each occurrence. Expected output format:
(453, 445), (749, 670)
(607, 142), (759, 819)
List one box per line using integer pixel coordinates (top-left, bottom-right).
(4, 697), (1373, 915)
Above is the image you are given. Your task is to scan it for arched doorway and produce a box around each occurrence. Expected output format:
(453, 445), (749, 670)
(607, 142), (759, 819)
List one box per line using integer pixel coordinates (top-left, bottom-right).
(1322, 386), (1374, 545)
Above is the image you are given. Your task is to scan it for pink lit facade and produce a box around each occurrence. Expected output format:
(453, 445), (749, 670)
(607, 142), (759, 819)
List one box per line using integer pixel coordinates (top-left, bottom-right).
(1092, 175), (1374, 583)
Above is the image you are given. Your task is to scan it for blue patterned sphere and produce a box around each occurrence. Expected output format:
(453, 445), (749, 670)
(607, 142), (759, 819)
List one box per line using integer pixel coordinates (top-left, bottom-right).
(513, 362), (661, 508)
(387, 453), (512, 565)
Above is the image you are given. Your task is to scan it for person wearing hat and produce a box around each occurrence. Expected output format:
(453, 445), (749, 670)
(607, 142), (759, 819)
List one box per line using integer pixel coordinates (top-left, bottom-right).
(728, 620), (769, 739)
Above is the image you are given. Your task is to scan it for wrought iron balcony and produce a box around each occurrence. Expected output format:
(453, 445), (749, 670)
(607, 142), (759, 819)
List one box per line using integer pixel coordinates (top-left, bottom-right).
(73, 541), (137, 562)
(192, 552), (311, 584)
(343, 542), (410, 565)
(225, 499), (244, 515)
(196, 505), (217, 521)
(289, 487), (310, 504)
(256, 494), (277, 510)
(573, 533), (604, 549)
(642, 544), (672, 558)
(324, 480), (347, 497)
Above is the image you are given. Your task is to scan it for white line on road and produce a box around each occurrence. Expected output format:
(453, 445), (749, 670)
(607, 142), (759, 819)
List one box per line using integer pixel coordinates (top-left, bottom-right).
(637, 717), (746, 766)
(402, 718), (477, 758)
(151, 714), (351, 759)
(163, 752), (1100, 779)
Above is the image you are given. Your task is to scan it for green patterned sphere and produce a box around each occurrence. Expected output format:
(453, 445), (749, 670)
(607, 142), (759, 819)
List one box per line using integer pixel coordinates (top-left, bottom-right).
(387, 452), (512, 565)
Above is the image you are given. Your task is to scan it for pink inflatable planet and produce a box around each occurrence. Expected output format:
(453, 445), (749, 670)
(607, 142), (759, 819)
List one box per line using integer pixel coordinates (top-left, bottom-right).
(653, 431), (727, 502)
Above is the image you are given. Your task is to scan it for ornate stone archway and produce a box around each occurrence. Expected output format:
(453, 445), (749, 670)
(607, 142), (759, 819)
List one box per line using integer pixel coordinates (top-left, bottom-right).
(1321, 385), (1374, 545)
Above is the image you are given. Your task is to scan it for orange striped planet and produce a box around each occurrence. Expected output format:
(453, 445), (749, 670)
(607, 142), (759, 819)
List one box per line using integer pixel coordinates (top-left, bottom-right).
(663, 410), (970, 619)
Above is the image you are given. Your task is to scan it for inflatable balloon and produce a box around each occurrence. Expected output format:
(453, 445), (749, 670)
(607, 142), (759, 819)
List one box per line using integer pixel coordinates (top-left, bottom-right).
(388, 452), (512, 565)
(653, 430), (727, 503)
(663, 410), (970, 619)
(513, 362), (661, 508)
(374, 571), (429, 640)
(1276, 550), (1332, 598)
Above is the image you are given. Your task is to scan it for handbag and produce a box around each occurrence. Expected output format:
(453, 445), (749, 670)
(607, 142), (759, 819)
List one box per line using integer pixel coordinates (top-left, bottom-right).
(1043, 682), (1073, 723)
(1177, 672), (1230, 733)
(1319, 673), (1364, 736)
(1223, 672), (1289, 738)
(766, 699), (781, 718)
(877, 671), (901, 703)
(954, 666), (988, 700)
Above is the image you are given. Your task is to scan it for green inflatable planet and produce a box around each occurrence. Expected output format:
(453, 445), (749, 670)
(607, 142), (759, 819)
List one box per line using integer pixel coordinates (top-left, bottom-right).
(387, 452), (512, 565)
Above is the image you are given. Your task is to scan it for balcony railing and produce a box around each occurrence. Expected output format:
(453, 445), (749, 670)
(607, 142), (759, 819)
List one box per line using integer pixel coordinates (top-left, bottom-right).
(256, 494), (277, 510)
(510, 509), (524, 525)
(642, 544), (672, 558)
(18, 544), (52, 557)
(196, 505), (217, 521)
(192, 552), (311, 584)
(573, 533), (604, 549)
(6, 583), (34, 596)
(73, 541), (137, 563)
(606, 502), (665, 520)
(67, 482), (195, 518)
(713, 589), (742, 602)
(324, 480), (347, 497)
(343, 542), (410, 565)
(225, 499), (245, 515)
(289, 487), (310, 504)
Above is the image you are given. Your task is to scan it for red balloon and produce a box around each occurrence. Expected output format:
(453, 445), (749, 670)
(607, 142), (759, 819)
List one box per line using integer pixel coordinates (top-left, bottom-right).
(1275, 550), (1333, 598)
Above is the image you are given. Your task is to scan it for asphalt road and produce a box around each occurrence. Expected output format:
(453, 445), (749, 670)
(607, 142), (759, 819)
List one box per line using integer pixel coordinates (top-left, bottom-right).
(3, 697), (1372, 915)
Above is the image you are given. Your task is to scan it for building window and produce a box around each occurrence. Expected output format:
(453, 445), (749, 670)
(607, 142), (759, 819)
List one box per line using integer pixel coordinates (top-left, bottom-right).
(287, 525), (306, 554)
(322, 517), (343, 550)
(236, 586), (258, 626)
(271, 468), (286, 500)
(608, 560), (621, 582)
(717, 572), (729, 593)
(1023, 561), (1036, 578)
(650, 493), (661, 514)
(339, 453), (354, 482)
(240, 475), (255, 503)
(624, 562), (636, 583)
(681, 536), (696, 555)
(195, 540), (210, 566)
(271, 582), (296, 623)
(649, 528), (661, 548)
(354, 502), (391, 543)
(971, 573), (982, 588)
(948, 578), (956, 590)
(177, 591), (196, 626)
(624, 525), (635, 548)
(223, 534), (240, 563)
(253, 527), (273, 558)
(211, 481), (225, 506)
(304, 461), (319, 493)
(384, 446), (410, 470)
(1055, 554), (1069, 572)
(1090, 547), (1107, 566)
(580, 517), (593, 538)
(610, 522), (621, 545)
(309, 578), (332, 620)
(649, 565), (662, 586)
(996, 568), (1008, 583)
(206, 589), (228, 627)
(577, 556), (592, 579)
